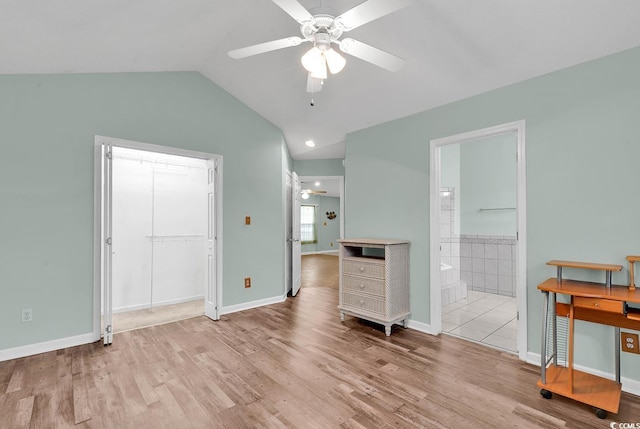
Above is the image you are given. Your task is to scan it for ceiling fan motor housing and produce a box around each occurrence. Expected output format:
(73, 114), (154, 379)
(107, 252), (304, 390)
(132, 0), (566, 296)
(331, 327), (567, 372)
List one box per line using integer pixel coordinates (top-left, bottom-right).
(301, 14), (343, 46)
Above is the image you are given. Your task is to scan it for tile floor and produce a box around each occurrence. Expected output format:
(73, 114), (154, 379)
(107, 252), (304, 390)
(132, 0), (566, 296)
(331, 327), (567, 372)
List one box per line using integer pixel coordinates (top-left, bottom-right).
(442, 290), (517, 353)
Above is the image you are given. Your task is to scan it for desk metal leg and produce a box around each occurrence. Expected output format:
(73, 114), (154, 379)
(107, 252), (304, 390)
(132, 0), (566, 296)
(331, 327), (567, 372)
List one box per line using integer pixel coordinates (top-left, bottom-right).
(615, 326), (621, 383)
(541, 291), (549, 384)
(551, 292), (557, 366)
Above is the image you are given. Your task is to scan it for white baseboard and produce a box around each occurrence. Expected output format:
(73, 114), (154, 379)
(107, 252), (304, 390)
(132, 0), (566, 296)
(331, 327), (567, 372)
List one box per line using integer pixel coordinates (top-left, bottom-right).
(1, 295), (285, 362)
(407, 319), (435, 335)
(221, 294), (287, 315)
(0, 332), (97, 363)
(301, 250), (339, 255)
(527, 352), (640, 396)
(112, 295), (204, 314)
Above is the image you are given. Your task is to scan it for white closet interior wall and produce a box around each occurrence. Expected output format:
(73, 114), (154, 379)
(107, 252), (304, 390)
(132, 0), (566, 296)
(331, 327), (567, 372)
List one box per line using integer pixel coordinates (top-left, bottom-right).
(111, 147), (207, 313)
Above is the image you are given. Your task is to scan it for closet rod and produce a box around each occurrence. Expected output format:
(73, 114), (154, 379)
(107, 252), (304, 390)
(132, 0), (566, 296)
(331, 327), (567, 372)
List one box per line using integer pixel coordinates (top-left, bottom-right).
(478, 207), (516, 211)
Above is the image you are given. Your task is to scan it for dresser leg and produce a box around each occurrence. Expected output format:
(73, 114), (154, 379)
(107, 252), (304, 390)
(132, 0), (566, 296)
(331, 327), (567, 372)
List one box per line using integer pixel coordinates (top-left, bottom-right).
(403, 319), (409, 328)
(385, 326), (391, 336)
(340, 312), (345, 322)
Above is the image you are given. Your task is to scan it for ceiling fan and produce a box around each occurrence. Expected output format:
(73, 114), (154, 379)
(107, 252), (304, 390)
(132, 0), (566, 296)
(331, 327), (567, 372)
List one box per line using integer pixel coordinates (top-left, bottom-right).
(228, 0), (414, 93)
(300, 180), (328, 199)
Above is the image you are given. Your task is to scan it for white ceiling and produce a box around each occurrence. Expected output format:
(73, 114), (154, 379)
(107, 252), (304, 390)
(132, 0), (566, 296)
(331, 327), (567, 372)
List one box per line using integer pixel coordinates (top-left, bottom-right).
(300, 176), (341, 198)
(2, 1), (640, 160)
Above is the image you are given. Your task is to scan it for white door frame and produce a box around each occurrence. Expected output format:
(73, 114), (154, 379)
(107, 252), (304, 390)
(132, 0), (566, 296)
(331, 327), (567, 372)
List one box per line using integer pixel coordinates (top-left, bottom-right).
(284, 170), (293, 295)
(92, 135), (223, 341)
(291, 172), (302, 297)
(429, 120), (528, 361)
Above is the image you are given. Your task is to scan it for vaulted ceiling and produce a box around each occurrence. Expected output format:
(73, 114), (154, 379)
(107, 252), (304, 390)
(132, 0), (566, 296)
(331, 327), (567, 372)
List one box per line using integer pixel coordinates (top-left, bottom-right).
(2, 0), (640, 159)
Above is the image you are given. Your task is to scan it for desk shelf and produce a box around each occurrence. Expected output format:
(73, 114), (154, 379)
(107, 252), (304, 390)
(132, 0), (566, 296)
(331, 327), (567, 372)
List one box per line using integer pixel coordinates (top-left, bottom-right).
(537, 365), (622, 414)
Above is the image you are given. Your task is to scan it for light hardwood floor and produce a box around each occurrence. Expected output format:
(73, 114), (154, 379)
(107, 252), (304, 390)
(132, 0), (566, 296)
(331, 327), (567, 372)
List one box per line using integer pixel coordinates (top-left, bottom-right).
(1, 256), (639, 427)
(111, 299), (205, 333)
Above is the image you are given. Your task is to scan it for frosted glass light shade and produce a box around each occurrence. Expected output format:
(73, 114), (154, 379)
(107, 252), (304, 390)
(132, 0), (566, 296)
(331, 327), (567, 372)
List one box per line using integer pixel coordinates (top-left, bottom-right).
(324, 48), (346, 74)
(302, 47), (327, 79)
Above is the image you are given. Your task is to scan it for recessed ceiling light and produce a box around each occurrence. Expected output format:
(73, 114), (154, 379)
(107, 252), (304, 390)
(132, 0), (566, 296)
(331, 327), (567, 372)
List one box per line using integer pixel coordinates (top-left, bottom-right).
(305, 140), (315, 147)
(315, 181), (321, 187)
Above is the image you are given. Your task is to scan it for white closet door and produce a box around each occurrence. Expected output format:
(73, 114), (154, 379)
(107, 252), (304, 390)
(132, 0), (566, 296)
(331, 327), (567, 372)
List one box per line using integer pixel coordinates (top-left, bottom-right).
(291, 172), (302, 297)
(102, 142), (114, 345)
(205, 159), (218, 320)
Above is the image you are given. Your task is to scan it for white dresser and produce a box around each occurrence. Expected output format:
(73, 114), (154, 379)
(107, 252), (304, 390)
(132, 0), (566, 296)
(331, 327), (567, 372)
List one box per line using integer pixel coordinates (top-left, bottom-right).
(338, 238), (410, 336)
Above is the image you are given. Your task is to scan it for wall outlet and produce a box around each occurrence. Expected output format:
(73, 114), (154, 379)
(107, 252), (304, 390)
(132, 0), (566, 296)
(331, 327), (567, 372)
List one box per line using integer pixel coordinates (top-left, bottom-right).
(621, 332), (640, 354)
(244, 277), (251, 288)
(22, 309), (33, 322)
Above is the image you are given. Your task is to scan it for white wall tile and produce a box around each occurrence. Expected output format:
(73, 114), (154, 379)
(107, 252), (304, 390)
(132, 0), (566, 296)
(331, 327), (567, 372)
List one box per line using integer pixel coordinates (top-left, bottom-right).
(485, 244), (498, 259)
(472, 257), (484, 273)
(473, 272), (485, 288)
(484, 273), (498, 290)
(484, 259), (498, 275)
(498, 244), (511, 260)
(498, 260), (513, 276)
(461, 243), (472, 257)
(472, 243), (484, 258)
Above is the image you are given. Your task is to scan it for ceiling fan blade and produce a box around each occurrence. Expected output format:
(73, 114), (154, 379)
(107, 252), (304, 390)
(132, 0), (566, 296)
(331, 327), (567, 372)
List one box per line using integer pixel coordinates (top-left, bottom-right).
(306, 73), (323, 93)
(271, 0), (314, 24)
(334, 0), (414, 31)
(228, 37), (303, 59)
(338, 38), (404, 72)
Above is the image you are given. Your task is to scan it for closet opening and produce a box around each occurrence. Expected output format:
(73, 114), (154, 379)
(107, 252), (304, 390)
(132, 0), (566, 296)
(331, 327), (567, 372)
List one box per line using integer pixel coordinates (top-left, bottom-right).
(93, 136), (222, 345)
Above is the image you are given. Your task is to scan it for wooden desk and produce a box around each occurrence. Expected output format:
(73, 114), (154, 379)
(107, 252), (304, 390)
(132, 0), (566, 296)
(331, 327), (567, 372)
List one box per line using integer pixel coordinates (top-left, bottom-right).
(537, 260), (640, 419)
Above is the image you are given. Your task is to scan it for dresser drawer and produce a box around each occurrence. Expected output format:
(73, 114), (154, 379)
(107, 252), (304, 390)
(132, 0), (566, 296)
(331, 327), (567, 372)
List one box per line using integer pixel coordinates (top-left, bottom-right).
(343, 275), (385, 296)
(574, 296), (624, 314)
(343, 259), (385, 279)
(342, 292), (385, 316)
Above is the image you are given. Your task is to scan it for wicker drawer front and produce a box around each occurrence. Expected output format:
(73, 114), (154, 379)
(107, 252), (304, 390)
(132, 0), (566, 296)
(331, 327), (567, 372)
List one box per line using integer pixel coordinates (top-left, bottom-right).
(343, 259), (385, 279)
(342, 292), (385, 316)
(343, 275), (385, 296)
(574, 296), (624, 314)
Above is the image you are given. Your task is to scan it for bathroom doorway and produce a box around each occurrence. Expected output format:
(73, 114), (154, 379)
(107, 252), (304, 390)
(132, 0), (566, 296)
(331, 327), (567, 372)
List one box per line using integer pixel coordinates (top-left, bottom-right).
(429, 121), (527, 360)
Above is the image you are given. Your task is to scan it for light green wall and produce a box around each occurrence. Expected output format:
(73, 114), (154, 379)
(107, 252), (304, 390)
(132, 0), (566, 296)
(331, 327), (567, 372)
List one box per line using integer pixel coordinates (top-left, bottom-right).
(345, 46), (640, 379)
(0, 72), (287, 351)
(301, 196), (341, 253)
(293, 158), (345, 176)
(460, 133), (516, 236)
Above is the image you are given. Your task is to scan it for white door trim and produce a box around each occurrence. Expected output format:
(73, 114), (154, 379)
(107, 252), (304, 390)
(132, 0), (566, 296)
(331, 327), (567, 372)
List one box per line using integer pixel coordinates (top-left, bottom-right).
(92, 135), (223, 341)
(429, 120), (528, 361)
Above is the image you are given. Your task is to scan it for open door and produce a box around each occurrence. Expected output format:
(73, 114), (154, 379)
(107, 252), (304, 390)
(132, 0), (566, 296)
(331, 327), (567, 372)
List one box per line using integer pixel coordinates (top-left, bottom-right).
(102, 142), (114, 345)
(291, 172), (302, 296)
(205, 159), (219, 320)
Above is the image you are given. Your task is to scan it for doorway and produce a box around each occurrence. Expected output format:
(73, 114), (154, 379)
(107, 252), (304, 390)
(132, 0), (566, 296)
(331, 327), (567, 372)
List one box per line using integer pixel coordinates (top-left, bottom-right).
(286, 175), (344, 296)
(429, 121), (527, 360)
(298, 176), (344, 256)
(93, 136), (223, 344)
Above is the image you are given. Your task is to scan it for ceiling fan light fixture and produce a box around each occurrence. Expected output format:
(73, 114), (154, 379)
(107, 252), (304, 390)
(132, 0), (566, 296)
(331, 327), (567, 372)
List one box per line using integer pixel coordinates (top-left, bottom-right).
(302, 46), (327, 78)
(324, 48), (346, 74)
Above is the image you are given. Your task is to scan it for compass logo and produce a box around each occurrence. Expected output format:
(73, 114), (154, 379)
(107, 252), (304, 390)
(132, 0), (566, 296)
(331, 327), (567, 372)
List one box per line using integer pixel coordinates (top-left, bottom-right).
(610, 423), (640, 429)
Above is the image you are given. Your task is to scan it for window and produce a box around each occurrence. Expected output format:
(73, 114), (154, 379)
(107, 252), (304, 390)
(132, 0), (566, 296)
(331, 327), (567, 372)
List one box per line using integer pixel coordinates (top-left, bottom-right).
(301, 205), (317, 244)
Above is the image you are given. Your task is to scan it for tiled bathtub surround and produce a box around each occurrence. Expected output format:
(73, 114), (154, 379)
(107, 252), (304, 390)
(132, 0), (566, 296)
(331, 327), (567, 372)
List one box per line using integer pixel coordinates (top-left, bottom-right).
(440, 188), (467, 306)
(459, 235), (516, 297)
